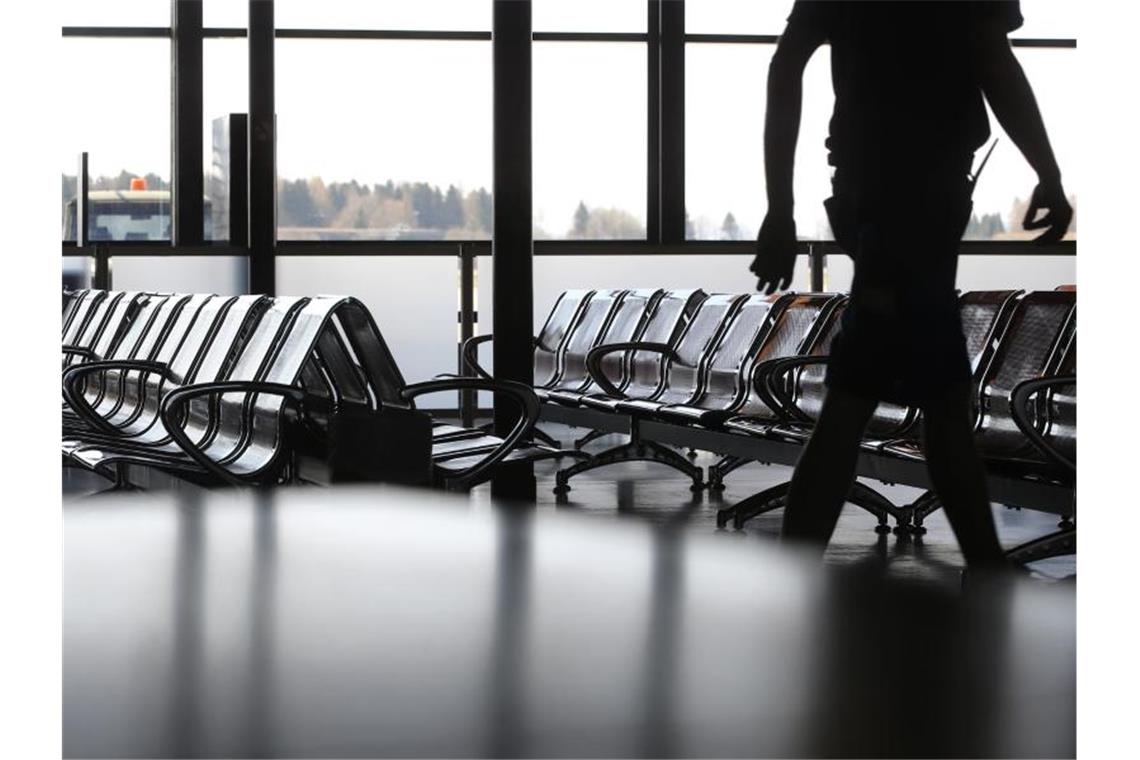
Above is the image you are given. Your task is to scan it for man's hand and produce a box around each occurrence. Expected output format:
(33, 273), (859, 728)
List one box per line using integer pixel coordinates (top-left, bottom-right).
(751, 213), (797, 295)
(1022, 179), (1072, 244)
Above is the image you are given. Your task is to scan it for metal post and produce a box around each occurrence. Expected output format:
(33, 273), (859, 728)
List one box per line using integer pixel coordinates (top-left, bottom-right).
(659, 0), (685, 243)
(646, 0), (661, 243)
(93, 244), (112, 290)
(228, 114), (249, 251)
(248, 0), (276, 295)
(809, 244), (826, 292)
(458, 244), (477, 428)
(172, 0), (204, 246)
(76, 152), (89, 248)
(491, 0), (535, 500)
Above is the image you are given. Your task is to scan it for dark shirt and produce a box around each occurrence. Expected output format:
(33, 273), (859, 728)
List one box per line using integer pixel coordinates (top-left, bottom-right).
(787, 0), (1023, 177)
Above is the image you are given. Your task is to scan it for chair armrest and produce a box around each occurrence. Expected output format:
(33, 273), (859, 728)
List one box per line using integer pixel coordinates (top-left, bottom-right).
(159, 381), (310, 487)
(62, 359), (177, 435)
(461, 334), (541, 382)
(61, 345), (99, 362)
(1010, 375), (1076, 475)
(461, 334), (496, 381)
(585, 342), (679, 399)
(401, 377), (540, 488)
(753, 355), (832, 425)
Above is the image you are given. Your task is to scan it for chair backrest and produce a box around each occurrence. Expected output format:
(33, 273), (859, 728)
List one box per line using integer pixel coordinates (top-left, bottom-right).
(974, 290), (1075, 455)
(534, 290), (593, 387)
(691, 293), (786, 411)
(959, 289), (1022, 377)
(650, 293), (746, 405)
(202, 297), (373, 479)
(551, 289), (627, 391)
(87, 295), (269, 443)
(62, 290), (141, 369)
(74, 294), (190, 414)
(586, 288), (663, 390)
(622, 289), (706, 398)
(1044, 334), (1076, 463)
(734, 293), (840, 418)
(788, 297), (849, 422)
(179, 297), (312, 459)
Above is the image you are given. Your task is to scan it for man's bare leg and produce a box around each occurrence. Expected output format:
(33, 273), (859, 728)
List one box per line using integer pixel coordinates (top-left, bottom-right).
(782, 385), (878, 553)
(921, 383), (1007, 567)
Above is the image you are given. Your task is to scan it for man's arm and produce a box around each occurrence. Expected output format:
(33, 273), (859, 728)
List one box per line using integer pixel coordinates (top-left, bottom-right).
(751, 17), (826, 294)
(971, 19), (1072, 243)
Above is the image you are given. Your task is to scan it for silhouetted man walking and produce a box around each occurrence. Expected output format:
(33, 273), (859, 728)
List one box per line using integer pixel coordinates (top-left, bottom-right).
(750, 1), (1071, 568)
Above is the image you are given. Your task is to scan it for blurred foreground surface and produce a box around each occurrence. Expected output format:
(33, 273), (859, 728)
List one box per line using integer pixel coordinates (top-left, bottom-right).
(64, 485), (1074, 758)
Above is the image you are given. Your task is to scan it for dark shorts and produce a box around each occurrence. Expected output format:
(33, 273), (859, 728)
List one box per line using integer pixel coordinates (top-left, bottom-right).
(823, 165), (974, 406)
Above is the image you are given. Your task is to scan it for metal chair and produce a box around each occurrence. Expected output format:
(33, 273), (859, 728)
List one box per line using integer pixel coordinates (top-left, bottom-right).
(64, 295), (273, 483)
(462, 289), (595, 447)
(706, 292), (843, 488)
(552, 291), (736, 493)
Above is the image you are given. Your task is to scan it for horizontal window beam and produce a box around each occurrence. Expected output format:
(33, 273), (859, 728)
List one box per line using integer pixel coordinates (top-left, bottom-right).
(63, 26), (1076, 48)
(62, 240), (1075, 258)
(62, 26), (171, 37)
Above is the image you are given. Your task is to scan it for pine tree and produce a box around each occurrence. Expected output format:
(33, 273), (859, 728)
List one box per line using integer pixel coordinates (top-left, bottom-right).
(721, 212), (741, 241)
(572, 201), (590, 237)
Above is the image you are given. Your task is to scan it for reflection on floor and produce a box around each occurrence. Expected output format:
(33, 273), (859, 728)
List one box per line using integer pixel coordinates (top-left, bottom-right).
(506, 425), (1076, 586)
(62, 422), (1076, 586)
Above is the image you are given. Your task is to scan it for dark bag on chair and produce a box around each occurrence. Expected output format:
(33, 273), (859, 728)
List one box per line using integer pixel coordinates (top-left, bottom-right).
(326, 405), (433, 486)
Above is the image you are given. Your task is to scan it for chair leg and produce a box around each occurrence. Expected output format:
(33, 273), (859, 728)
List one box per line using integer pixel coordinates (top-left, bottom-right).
(531, 427), (561, 448)
(708, 455), (748, 491)
(553, 438), (704, 494)
(719, 480), (911, 533)
(909, 489), (942, 535)
(1006, 525), (1076, 564)
(847, 481), (912, 535)
(717, 481), (791, 529)
(574, 428), (611, 449)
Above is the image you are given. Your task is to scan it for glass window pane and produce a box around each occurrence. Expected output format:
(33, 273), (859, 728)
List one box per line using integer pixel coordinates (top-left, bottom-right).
(111, 256), (249, 295)
(686, 43), (833, 241)
(534, 42), (646, 239)
(276, 40), (492, 240)
(204, 39), (248, 241)
(275, 0), (489, 31)
(61, 38), (170, 241)
(277, 257), (460, 386)
(533, 0), (644, 33)
(956, 256), (1075, 291)
(59, 0), (169, 26)
(685, 0), (793, 35)
(971, 48), (1076, 241)
(203, 0), (247, 28)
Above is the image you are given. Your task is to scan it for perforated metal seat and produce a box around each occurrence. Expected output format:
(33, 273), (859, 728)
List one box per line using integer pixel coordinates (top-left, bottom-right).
(719, 293), (843, 435)
(576, 288), (706, 412)
(608, 293), (747, 417)
(538, 289), (627, 399)
(545, 288), (663, 407)
(653, 293), (788, 427)
(973, 291), (1075, 463)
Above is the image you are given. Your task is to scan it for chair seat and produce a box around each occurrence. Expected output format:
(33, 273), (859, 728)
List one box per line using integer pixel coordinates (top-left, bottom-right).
(545, 390), (587, 407)
(655, 404), (736, 427)
(612, 399), (665, 416)
(722, 416), (778, 437)
(578, 394), (625, 412)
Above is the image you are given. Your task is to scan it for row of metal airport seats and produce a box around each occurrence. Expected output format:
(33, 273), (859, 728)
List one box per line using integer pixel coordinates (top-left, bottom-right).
(61, 289), (577, 490)
(464, 286), (1076, 562)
